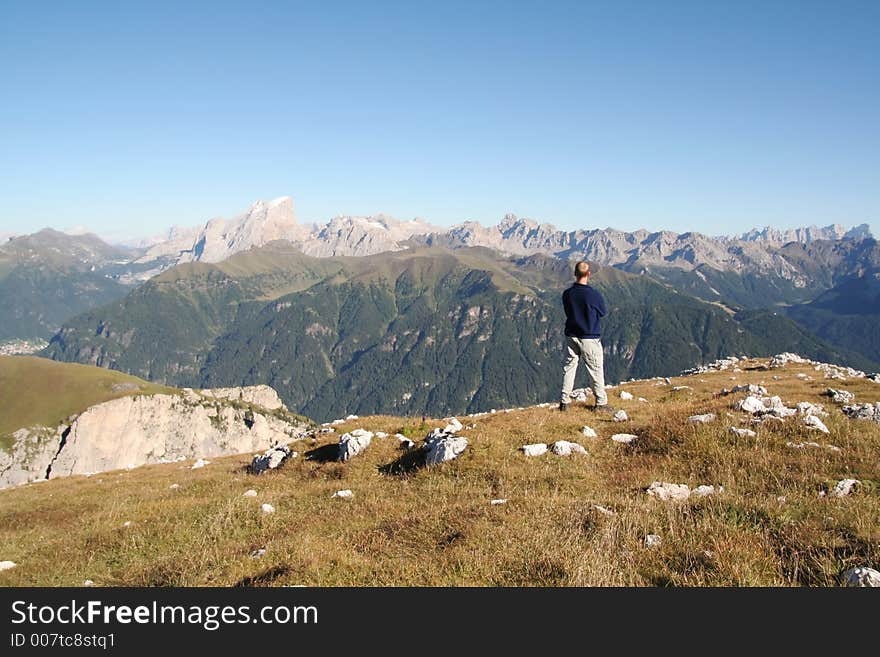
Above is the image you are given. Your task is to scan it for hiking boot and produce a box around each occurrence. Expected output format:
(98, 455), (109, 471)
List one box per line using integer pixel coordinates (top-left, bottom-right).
(593, 404), (616, 414)
(558, 402), (569, 412)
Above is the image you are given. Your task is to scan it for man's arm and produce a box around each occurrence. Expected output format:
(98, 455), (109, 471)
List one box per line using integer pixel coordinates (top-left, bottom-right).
(593, 289), (607, 317)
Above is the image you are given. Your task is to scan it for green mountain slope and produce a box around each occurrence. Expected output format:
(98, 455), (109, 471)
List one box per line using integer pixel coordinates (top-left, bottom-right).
(0, 355), (174, 448)
(0, 229), (136, 340)
(785, 269), (880, 366)
(41, 245), (867, 421)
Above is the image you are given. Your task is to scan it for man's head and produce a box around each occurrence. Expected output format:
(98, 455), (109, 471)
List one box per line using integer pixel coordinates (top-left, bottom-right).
(574, 261), (590, 283)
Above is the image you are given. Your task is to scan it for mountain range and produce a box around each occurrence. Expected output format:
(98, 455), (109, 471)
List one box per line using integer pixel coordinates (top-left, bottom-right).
(40, 243), (875, 421)
(3, 195), (877, 421)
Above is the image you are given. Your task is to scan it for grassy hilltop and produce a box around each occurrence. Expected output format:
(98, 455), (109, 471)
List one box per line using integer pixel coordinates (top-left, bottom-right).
(0, 356), (174, 449)
(0, 356), (878, 586)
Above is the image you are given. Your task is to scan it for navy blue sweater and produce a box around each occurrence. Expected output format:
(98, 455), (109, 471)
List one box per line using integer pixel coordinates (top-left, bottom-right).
(562, 283), (607, 339)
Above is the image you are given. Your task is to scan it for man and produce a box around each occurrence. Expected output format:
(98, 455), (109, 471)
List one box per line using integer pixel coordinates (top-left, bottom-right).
(560, 261), (610, 412)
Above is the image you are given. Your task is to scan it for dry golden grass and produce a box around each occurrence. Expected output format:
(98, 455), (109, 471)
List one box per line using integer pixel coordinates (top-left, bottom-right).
(0, 359), (878, 586)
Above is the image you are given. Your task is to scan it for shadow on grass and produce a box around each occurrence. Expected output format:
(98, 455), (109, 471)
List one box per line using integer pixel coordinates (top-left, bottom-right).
(378, 448), (427, 476)
(233, 565), (291, 587)
(304, 444), (340, 463)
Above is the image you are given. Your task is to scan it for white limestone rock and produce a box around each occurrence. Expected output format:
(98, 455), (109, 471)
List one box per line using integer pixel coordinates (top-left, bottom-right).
(842, 403), (880, 424)
(521, 443), (548, 457)
(619, 391), (634, 400)
(550, 441), (588, 456)
(332, 489), (354, 499)
(338, 429), (374, 462)
(581, 426), (598, 438)
(645, 534), (662, 548)
(250, 445), (295, 474)
(732, 384), (768, 395)
(824, 388), (855, 404)
(261, 503), (276, 514)
(737, 396), (766, 414)
(611, 434), (638, 444)
(692, 485), (722, 498)
(0, 384), (308, 489)
(198, 384), (286, 411)
(769, 353), (810, 368)
(646, 481), (691, 502)
(841, 566), (880, 587)
(442, 417), (463, 434)
(612, 410), (629, 422)
(0, 561), (17, 571)
(688, 413), (716, 424)
(191, 458), (210, 470)
(243, 489), (258, 497)
(802, 415), (830, 433)
(424, 430), (468, 465)
(829, 479), (860, 498)
(796, 401), (827, 417)
(490, 499), (508, 505)
(729, 427), (757, 438)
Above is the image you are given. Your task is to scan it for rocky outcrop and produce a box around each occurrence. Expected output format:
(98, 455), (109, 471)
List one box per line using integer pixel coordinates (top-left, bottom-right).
(424, 430), (468, 465)
(338, 429), (373, 462)
(0, 386), (309, 489)
(197, 385), (286, 411)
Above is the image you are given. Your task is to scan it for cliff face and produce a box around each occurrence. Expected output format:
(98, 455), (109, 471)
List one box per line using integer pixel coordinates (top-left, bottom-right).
(0, 385), (309, 489)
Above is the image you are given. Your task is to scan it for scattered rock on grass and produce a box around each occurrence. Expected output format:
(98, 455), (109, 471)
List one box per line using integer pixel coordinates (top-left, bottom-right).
(796, 401), (827, 417)
(243, 489), (258, 497)
(424, 429), (468, 465)
(612, 410), (629, 422)
(0, 561), (16, 572)
(646, 481), (690, 502)
(338, 429), (374, 462)
(692, 485), (722, 497)
(581, 426), (598, 438)
(645, 534), (662, 548)
(261, 503), (275, 514)
(841, 566), (880, 587)
(619, 391), (633, 400)
(802, 415), (830, 434)
(842, 403), (880, 423)
(729, 427), (757, 438)
(611, 433), (637, 444)
(332, 489), (353, 499)
(688, 413), (716, 424)
(191, 458), (210, 469)
(829, 479), (860, 498)
(442, 418), (463, 434)
(550, 441), (588, 456)
(824, 388), (855, 404)
(250, 445), (295, 474)
(520, 443), (548, 457)
(490, 499), (508, 505)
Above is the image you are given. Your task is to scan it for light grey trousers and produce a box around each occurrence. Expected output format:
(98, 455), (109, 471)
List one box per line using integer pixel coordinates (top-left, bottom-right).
(561, 336), (608, 406)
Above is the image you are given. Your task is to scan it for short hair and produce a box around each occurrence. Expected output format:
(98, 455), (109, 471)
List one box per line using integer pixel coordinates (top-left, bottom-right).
(574, 261), (590, 279)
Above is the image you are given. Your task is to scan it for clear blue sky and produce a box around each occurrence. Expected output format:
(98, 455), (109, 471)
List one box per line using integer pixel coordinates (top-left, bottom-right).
(1, 0), (877, 240)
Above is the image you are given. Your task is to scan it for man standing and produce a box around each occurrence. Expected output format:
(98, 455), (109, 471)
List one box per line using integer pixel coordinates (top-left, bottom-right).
(560, 261), (610, 412)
